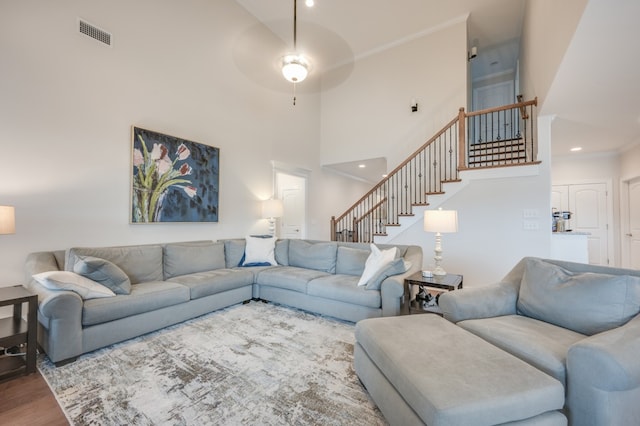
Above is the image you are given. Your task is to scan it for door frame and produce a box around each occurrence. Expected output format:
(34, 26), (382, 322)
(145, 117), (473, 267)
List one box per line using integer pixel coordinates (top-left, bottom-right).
(272, 161), (310, 239)
(620, 174), (640, 268)
(552, 178), (615, 266)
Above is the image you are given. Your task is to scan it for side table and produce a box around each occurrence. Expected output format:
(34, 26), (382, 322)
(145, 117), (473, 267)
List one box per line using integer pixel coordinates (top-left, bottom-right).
(404, 272), (463, 315)
(0, 286), (37, 382)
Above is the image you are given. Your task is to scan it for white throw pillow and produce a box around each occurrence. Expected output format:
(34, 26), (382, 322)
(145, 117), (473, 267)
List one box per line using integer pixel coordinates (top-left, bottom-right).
(33, 270), (116, 300)
(357, 244), (398, 286)
(243, 236), (277, 266)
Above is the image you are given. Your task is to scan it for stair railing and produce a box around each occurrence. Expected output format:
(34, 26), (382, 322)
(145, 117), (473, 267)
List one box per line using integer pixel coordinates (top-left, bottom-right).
(331, 98), (538, 243)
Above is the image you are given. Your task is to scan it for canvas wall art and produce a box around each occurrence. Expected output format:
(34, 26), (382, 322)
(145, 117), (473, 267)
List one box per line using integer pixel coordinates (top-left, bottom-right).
(131, 127), (219, 223)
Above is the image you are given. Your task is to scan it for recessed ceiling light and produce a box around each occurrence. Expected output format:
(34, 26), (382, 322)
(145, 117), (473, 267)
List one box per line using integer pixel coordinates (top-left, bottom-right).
(570, 147), (582, 152)
(305, 0), (314, 6)
(358, 164), (366, 168)
(382, 174), (388, 178)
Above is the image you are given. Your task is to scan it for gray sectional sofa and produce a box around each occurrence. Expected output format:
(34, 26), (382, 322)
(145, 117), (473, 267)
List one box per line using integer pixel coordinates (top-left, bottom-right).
(354, 257), (640, 426)
(24, 238), (421, 365)
(439, 257), (640, 426)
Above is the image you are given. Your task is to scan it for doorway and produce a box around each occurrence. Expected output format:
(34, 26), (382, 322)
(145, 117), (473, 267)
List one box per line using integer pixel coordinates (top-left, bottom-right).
(621, 176), (640, 269)
(275, 171), (307, 239)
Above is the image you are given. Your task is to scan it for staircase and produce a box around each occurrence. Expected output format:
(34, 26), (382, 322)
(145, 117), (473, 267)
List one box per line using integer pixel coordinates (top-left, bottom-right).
(330, 98), (538, 243)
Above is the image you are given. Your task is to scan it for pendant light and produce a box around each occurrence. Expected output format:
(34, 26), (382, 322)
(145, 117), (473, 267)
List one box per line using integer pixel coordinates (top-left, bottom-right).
(281, 0), (310, 104)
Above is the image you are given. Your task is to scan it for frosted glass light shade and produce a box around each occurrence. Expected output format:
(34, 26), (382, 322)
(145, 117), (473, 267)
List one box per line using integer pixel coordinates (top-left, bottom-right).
(424, 209), (458, 233)
(281, 54), (309, 83)
(0, 205), (16, 235)
(262, 199), (284, 219)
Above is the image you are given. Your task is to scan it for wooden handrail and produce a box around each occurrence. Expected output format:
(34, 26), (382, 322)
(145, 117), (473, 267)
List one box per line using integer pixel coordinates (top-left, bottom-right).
(354, 198), (387, 225)
(333, 114), (460, 224)
(466, 98), (537, 118)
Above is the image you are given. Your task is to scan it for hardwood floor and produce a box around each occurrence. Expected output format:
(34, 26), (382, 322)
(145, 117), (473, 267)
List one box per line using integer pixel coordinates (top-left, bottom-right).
(0, 371), (68, 426)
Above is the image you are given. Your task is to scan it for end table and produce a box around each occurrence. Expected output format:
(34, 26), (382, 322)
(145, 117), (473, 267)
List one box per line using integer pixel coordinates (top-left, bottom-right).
(404, 272), (463, 315)
(0, 286), (37, 382)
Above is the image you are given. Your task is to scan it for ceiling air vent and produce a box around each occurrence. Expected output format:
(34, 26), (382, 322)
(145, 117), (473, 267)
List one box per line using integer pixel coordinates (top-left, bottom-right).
(79, 19), (111, 46)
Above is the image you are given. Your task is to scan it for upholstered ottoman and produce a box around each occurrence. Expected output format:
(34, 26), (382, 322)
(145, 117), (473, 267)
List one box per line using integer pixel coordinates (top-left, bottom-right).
(354, 315), (566, 426)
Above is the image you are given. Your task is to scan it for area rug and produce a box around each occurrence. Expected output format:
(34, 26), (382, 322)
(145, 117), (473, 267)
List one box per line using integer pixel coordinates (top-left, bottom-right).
(38, 301), (387, 426)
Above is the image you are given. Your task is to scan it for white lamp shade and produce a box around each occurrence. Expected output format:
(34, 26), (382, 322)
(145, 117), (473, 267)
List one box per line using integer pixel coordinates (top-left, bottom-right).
(262, 199), (284, 219)
(424, 209), (458, 233)
(0, 205), (16, 235)
(281, 54), (309, 83)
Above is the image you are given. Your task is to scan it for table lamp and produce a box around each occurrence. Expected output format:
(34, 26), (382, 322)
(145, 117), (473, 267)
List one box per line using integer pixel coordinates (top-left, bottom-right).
(423, 208), (458, 276)
(262, 199), (283, 237)
(0, 205), (16, 235)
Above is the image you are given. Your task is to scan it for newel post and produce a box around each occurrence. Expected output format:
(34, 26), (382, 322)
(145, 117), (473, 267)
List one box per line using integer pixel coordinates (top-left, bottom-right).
(457, 107), (466, 171)
(330, 216), (336, 241)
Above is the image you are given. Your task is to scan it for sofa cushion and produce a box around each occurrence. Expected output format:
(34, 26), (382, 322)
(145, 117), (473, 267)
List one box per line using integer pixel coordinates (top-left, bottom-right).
(274, 239), (289, 266)
(67, 245), (163, 284)
(243, 235), (277, 266)
(223, 239), (245, 268)
(517, 258), (640, 335)
(72, 255), (132, 295)
(307, 275), (381, 308)
(288, 240), (337, 273)
(257, 266), (330, 293)
(33, 270), (116, 300)
(459, 315), (586, 386)
(163, 241), (225, 279)
(335, 246), (369, 276)
(357, 244), (398, 286)
(168, 269), (254, 299)
(82, 281), (190, 326)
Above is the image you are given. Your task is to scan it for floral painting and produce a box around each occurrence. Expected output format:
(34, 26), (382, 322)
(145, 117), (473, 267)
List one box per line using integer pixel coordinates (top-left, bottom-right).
(131, 127), (219, 223)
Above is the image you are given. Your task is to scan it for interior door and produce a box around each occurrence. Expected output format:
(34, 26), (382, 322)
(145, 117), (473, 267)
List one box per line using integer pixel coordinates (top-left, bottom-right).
(276, 172), (306, 239)
(569, 183), (609, 265)
(627, 178), (640, 269)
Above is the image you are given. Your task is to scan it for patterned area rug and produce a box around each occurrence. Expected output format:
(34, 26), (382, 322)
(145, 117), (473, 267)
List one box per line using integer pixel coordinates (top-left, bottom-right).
(38, 301), (387, 426)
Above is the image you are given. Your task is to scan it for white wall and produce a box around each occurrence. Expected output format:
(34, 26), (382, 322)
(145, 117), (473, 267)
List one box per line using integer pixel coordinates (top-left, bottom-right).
(520, 0), (587, 104)
(320, 19), (468, 171)
(620, 143), (640, 181)
(0, 0), (356, 285)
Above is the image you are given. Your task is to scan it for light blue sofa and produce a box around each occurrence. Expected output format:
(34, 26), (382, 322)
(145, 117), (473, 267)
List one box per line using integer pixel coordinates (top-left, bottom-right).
(24, 239), (421, 365)
(439, 257), (640, 426)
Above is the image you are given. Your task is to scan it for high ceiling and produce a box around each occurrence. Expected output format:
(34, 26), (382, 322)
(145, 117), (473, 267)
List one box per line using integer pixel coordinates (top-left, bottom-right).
(234, 0), (640, 180)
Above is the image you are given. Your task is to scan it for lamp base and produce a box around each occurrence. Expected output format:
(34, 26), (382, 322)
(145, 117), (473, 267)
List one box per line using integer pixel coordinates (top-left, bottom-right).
(432, 266), (447, 276)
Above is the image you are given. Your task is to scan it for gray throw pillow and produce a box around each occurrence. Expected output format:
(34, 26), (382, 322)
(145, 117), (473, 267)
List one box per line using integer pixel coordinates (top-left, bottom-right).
(365, 258), (411, 290)
(73, 255), (131, 295)
(288, 240), (338, 273)
(517, 258), (640, 335)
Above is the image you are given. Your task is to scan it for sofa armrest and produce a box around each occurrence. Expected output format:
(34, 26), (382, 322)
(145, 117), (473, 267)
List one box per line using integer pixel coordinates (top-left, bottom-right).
(380, 245), (422, 316)
(568, 314), (640, 391)
(566, 314), (640, 425)
(24, 251), (84, 363)
(439, 280), (519, 323)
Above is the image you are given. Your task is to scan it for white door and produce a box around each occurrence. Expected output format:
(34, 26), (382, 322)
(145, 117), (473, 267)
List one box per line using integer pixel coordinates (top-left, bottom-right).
(569, 183), (609, 265)
(625, 177), (640, 269)
(276, 172), (306, 239)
